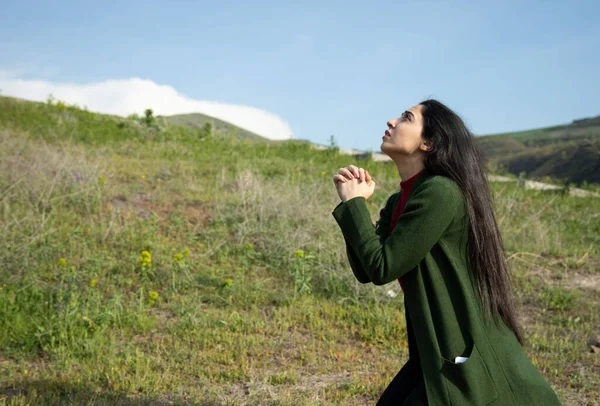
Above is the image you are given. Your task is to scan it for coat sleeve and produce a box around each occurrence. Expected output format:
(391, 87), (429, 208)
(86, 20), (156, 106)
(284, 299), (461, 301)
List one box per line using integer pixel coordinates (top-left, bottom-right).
(331, 181), (458, 286)
(334, 194), (397, 284)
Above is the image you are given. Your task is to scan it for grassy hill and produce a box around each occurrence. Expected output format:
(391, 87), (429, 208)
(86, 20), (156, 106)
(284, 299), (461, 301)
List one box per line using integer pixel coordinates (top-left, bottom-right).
(159, 112), (269, 142)
(477, 115), (600, 185)
(0, 96), (270, 144)
(0, 95), (599, 404)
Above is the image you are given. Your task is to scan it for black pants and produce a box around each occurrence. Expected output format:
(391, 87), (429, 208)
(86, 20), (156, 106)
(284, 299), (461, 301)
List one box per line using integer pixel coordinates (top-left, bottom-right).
(376, 356), (428, 406)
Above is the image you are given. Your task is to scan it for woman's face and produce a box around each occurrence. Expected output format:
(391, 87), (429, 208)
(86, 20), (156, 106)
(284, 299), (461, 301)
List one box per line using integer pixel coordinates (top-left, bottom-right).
(381, 104), (431, 157)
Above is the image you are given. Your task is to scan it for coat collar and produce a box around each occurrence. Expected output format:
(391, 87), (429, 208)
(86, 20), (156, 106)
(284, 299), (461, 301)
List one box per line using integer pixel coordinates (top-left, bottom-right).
(400, 167), (433, 197)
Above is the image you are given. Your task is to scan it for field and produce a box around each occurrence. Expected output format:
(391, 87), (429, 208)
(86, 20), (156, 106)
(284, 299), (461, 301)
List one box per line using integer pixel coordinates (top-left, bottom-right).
(0, 96), (599, 405)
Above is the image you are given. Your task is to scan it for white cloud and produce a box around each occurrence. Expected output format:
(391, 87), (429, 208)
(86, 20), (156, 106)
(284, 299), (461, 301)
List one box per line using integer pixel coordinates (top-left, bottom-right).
(0, 73), (294, 140)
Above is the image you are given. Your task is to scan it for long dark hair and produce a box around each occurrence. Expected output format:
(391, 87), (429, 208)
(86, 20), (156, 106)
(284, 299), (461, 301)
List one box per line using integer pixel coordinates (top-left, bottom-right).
(419, 99), (524, 346)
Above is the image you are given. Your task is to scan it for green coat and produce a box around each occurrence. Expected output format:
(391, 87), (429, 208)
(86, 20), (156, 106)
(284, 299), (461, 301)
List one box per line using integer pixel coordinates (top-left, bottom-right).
(331, 168), (561, 405)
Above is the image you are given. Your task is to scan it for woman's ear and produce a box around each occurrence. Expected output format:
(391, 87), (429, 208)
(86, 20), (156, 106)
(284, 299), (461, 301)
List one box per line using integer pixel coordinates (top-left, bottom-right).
(420, 139), (433, 152)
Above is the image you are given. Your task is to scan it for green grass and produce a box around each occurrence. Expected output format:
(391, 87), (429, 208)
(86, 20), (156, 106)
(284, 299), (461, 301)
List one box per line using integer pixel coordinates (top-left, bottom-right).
(0, 96), (599, 405)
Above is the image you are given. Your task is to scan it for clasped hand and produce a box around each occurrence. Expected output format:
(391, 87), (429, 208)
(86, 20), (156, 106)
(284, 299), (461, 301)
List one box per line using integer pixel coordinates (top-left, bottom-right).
(332, 164), (376, 202)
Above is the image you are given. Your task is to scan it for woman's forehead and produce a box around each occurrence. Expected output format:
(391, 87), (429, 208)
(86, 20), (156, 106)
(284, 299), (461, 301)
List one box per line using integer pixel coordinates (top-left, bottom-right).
(401, 104), (423, 119)
(408, 104), (423, 115)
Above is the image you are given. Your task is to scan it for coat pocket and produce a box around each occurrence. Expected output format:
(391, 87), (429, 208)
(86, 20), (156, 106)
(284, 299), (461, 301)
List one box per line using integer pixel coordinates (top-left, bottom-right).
(441, 342), (499, 405)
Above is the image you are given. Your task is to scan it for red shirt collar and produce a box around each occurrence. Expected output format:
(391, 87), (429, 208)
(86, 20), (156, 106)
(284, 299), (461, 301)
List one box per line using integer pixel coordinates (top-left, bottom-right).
(400, 169), (424, 192)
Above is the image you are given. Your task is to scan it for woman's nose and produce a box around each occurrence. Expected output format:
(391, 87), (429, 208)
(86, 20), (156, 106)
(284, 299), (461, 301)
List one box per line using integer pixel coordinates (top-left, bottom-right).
(386, 120), (394, 129)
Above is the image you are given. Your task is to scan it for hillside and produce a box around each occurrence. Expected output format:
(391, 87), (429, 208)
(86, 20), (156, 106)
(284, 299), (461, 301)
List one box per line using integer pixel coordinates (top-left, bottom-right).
(159, 112), (269, 142)
(476, 115), (600, 184)
(0, 96), (599, 404)
(7, 93), (596, 185)
(0, 96), (269, 144)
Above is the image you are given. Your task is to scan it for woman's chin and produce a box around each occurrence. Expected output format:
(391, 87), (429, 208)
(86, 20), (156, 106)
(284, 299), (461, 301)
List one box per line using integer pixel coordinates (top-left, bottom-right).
(380, 144), (402, 159)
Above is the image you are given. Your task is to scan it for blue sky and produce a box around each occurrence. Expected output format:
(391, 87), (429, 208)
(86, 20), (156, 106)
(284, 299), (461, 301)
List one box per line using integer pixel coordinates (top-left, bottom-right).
(1, 0), (599, 150)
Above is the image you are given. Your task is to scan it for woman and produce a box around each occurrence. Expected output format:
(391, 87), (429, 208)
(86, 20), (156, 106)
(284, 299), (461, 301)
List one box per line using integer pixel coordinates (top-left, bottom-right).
(331, 99), (561, 405)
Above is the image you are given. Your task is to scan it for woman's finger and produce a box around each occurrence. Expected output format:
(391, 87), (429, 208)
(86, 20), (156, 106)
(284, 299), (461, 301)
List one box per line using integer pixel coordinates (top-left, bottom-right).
(333, 174), (349, 184)
(365, 170), (372, 183)
(338, 168), (354, 179)
(348, 164), (360, 178)
(358, 167), (365, 183)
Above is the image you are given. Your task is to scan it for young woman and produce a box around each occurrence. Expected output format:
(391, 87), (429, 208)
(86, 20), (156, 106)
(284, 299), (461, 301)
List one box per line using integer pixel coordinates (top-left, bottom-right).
(331, 99), (562, 405)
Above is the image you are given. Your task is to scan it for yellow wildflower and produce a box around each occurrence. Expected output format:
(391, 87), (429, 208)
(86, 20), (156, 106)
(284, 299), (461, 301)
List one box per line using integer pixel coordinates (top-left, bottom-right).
(57, 258), (67, 268)
(294, 249), (305, 259)
(321, 171), (326, 176)
(173, 253), (184, 263)
(149, 290), (159, 301)
(138, 250), (152, 268)
(97, 176), (106, 185)
(89, 279), (97, 288)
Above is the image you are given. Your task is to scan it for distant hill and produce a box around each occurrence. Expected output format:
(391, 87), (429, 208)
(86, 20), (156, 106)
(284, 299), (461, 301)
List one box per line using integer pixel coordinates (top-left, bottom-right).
(0, 95), (272, 146)
(159, 113), (269, 142)
(476, 115), (600, 185)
